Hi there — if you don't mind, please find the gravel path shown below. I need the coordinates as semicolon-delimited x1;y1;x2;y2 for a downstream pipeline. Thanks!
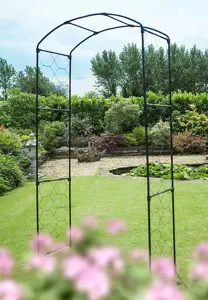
39;155;206;177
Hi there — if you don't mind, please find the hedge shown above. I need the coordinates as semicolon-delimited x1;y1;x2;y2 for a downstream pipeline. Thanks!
1;90;208;132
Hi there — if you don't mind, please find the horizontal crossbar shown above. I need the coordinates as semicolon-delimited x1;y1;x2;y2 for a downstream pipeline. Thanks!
38;177;70;184
149;188;173;199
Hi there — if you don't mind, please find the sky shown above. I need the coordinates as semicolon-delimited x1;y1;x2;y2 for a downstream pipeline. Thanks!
1;0;208;95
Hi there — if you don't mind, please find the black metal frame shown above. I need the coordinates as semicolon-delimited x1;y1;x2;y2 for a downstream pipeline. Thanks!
36;12;176;267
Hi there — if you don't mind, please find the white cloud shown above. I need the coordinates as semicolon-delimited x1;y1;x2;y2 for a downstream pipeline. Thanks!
2;0;208;95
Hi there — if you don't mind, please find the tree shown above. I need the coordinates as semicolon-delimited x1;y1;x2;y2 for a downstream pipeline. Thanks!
119;43;143;97
0;58;16;100
15;66;67;97
90;50;120;97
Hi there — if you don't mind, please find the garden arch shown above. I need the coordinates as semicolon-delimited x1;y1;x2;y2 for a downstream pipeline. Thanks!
35;12;176;268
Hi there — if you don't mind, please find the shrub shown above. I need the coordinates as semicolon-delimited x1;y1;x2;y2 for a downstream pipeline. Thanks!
124;133;137;146
174;105;208;135
93;133;129;153
71;116;94;137
39;121;68;153
0;128;21;156
151;120;170;147
0;154;24;195
71;136;89;148
105;101;141;134
173;130;206;154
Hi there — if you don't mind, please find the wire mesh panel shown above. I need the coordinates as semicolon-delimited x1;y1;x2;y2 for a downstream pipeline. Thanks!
142;28;176;266
36;49;71;244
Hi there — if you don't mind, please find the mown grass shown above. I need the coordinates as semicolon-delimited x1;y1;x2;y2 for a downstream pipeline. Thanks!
0;176;207;281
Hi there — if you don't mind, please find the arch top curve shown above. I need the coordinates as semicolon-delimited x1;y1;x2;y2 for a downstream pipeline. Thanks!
37;12;144;49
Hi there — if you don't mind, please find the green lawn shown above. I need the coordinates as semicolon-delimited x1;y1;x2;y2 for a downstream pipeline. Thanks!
0;176;207;281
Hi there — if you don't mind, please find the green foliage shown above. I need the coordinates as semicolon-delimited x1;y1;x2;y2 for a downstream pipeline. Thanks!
132;126;151;145
105;101;141;134
0;57;16;100
175;105;208;135
151;120;170;147
124;126;151;146
124;133;137;146
39;121;68;153
71;116;94;137
130;162;208;180
119;43;143;97
15;66;67;97
173;130;206;154
91;50;120;97
0;154;24;195
0;128;21;155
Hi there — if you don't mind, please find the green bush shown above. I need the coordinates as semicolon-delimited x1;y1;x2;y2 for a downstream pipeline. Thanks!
174;105;208;135
0;128;21;155
173;130;206;154
124;133;137;146
105;101;141;134
39;121;68;153
0;154;24;195
71;116;94;137
151;120;170;147
130;162;208;180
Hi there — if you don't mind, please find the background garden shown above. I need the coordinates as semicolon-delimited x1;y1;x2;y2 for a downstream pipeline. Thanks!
1;41;208;286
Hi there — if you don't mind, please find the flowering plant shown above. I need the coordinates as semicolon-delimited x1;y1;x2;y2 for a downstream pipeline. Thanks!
0;216;208;299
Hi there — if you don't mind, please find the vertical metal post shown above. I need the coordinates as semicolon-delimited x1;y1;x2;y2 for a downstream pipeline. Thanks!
35;48;39;236
141;27;151;269
168;39;176;267
68;54;72;245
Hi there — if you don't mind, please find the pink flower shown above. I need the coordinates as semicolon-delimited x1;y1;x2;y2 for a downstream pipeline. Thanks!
30;234;53;253
82;216;97;228
76;266;110;300
67;227;84;242
146;282;185;300
88;246;120;267
130;249;148;263
0;280;22;300
191;263;208;281
194;242;208;263
0;249;13;275
112;258;124;274
152;258;175;283
27;254;56;273
63;255;89;279
106;219;126;235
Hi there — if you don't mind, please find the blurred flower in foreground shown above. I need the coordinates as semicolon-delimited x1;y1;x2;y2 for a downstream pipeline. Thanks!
75;265;110;300
0;280;22;300
0;249;13;275
27;254;56;273
82;216;98;228
63;255;89;279
146;282;185;300
67;226;84;242
152;258;175;283
30;234;53;253
106;219;126;235
194;242;208;263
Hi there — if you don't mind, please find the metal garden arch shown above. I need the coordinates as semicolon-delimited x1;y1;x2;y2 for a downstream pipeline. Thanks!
36;12;176;268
